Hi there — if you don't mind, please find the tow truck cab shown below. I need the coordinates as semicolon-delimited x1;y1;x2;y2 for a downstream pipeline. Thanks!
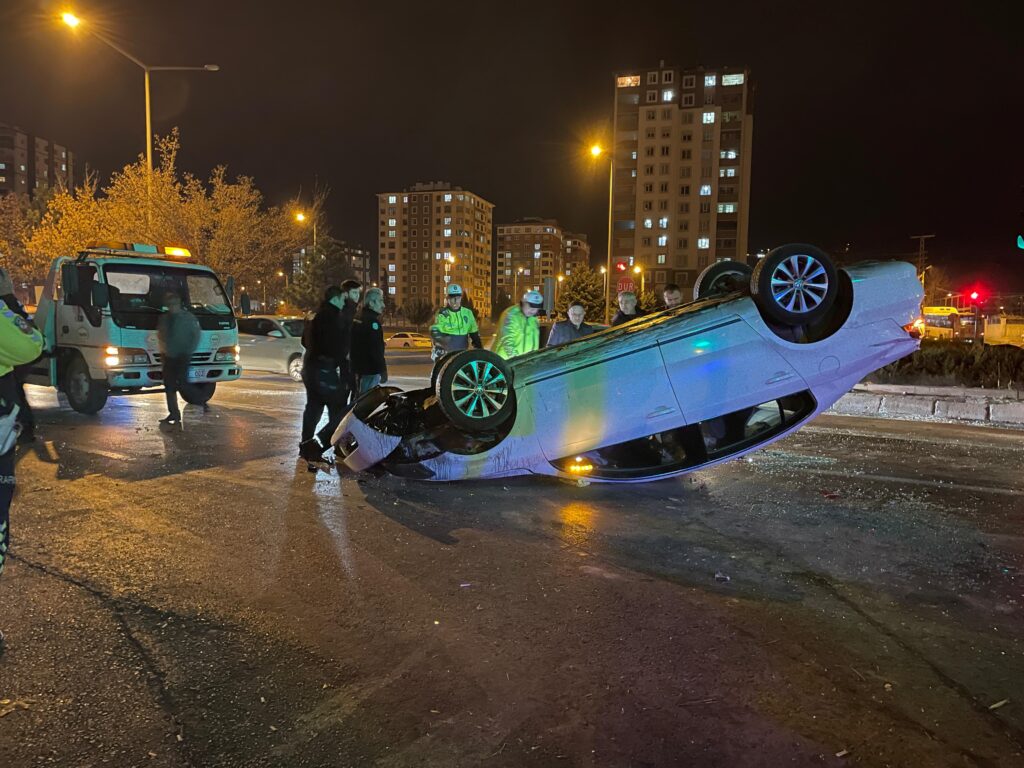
25;243;241;414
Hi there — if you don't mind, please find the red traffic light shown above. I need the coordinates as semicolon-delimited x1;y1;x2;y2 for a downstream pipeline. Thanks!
970;291;979;301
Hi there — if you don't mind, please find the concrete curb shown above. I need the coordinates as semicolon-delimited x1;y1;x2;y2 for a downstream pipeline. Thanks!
829;386;1024;427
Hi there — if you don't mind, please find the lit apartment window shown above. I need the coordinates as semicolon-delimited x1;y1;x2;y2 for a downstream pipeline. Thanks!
387;230;396;237
657;235;668;246
698;237;710;249
0;163;6;169
403;195;409;203
388;287;396;295
388;275;396;283
722;73;745;86
631;169;637;178
719;168;736;178
388;218;396;226
631;150;638;160
435;253;442;259
443;228;452;236
717;203;738;213
657;254;666;264
662;89;674;102
702;112;715;124
388;264;396;271
388;195;397;204
704;75;717;87
720;149;738;159
658;217;669;228
533;252;540;259
444;193;452;202
643;218;653;229
0;177;5;183
534;243;541;250
699;185;712;196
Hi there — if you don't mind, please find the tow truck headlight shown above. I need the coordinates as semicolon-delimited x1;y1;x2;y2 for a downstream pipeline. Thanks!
104;347;150;366
215;345;240;362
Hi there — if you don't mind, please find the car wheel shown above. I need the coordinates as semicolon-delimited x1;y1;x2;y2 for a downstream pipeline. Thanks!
751;243;838;326
435;349;515;432
430;350;457;389
693;260;753;300
287;355;303;382
403;342;410;347
182;382;216;405
64;354;108;414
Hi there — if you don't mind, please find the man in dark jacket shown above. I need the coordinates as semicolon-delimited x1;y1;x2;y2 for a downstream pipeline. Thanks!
611;291;647;326
157;291;201;426
299;281;361;461
350;287;388;396
546;303;596;346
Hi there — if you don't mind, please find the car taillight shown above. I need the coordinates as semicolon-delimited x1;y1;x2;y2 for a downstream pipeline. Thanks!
903;318;925;338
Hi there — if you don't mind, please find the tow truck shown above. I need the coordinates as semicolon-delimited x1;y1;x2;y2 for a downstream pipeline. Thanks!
25;242;241;414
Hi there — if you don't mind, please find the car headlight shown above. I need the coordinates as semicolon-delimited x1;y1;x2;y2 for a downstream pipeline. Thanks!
215;345;240;362
104;347;150;366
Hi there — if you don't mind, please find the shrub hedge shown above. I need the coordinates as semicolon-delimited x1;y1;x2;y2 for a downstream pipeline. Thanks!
868;341;1024;389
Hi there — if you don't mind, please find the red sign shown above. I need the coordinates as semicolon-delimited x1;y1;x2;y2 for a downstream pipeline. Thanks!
617;278;635;293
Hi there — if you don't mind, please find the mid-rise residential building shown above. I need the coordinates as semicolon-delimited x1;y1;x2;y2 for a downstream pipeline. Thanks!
290;240;373;287
377;182;494;317
0;123;78;197
495;219;591;301
607;63;753;297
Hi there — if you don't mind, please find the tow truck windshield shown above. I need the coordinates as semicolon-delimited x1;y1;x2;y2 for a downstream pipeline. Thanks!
102;264;235;330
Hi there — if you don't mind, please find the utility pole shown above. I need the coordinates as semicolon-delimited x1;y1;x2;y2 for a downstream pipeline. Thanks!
910;234;935;275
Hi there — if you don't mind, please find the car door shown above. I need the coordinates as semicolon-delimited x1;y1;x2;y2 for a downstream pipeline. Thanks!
533;344;681;460
657;314;806;425
237;318;271;371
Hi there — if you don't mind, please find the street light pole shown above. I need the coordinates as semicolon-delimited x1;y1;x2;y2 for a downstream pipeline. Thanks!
60;14;218;223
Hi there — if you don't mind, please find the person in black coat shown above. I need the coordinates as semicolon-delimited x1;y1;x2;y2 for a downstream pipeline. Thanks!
350;288;388;396
298;281;361;461
610;291;648;326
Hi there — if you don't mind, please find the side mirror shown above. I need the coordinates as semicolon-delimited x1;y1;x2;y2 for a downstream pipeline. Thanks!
61;263;79;302
225;276;235;302
240;292;252;316
91;282;110;308
268;329;284;338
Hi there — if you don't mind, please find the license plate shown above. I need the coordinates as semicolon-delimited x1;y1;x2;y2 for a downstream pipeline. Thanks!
187;367;207;380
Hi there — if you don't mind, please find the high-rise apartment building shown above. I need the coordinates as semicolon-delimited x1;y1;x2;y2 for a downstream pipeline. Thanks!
377;182;494;317
608;63;752;297
495;218;590;301
0;123;78;197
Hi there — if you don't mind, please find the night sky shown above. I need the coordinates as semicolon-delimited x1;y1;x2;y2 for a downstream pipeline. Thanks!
3;0;1022;291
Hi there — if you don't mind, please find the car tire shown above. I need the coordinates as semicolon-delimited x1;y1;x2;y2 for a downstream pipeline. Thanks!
182;382;216;405
430;351;457;390
64;354;108;414
287;355;303;382
403;342;410;347
693;260;753;300
751;243;838;326
435;349;515;433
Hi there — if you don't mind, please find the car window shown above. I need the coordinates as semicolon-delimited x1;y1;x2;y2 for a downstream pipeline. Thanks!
256;319;275;336
393;333;407;338
281;319;304;337
237;318;260;335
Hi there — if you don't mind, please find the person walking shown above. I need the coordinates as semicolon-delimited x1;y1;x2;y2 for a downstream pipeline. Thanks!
157;291;201;426
0;302;44;649
430;284;482;361
546;303;596;347
0;267;39;442
492;290;543;359
299;285;356;461
338;280;362;408
350;287;388;396
611;291;647;326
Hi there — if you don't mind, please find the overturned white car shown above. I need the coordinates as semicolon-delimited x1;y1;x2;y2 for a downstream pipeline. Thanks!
333;245;923;483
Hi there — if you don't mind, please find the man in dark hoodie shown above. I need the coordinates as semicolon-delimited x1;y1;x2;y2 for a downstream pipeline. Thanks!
157;291;201;426
350;287;388;396
299;281;361;461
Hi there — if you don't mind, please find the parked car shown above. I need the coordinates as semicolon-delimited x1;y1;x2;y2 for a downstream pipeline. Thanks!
237;315;305;381
386;332;432;349
331;245;923;484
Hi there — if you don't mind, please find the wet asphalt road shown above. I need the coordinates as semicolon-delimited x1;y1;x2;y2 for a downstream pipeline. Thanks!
1;351;1022;767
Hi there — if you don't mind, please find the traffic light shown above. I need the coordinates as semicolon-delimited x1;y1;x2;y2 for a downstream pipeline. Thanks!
614;258;628;272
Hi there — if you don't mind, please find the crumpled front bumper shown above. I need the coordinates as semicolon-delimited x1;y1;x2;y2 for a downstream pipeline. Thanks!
330;387;402;472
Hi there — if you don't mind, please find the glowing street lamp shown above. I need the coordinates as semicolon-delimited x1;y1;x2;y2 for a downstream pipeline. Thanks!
59;11;218;219
295;211;317;257
587;142;614;322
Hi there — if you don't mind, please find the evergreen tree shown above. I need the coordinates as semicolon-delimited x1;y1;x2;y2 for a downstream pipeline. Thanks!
404;298;435;329
555;266;606;322
283;237;358;312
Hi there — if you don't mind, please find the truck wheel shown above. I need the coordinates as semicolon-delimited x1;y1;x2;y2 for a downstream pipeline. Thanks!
287;355;303;382
64;355;108;414
435;349;515;432
693;260;753;300
751;243;838;326
182;382;216;405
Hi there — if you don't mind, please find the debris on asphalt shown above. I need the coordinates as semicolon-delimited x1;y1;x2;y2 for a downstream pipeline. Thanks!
820;489;841;499
459;582;472;588
989;698;1010;710
835;748;850;758
0;699;31;717
714;572;731;583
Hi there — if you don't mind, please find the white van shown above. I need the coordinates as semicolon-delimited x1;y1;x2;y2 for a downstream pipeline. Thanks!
25;243;241;413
